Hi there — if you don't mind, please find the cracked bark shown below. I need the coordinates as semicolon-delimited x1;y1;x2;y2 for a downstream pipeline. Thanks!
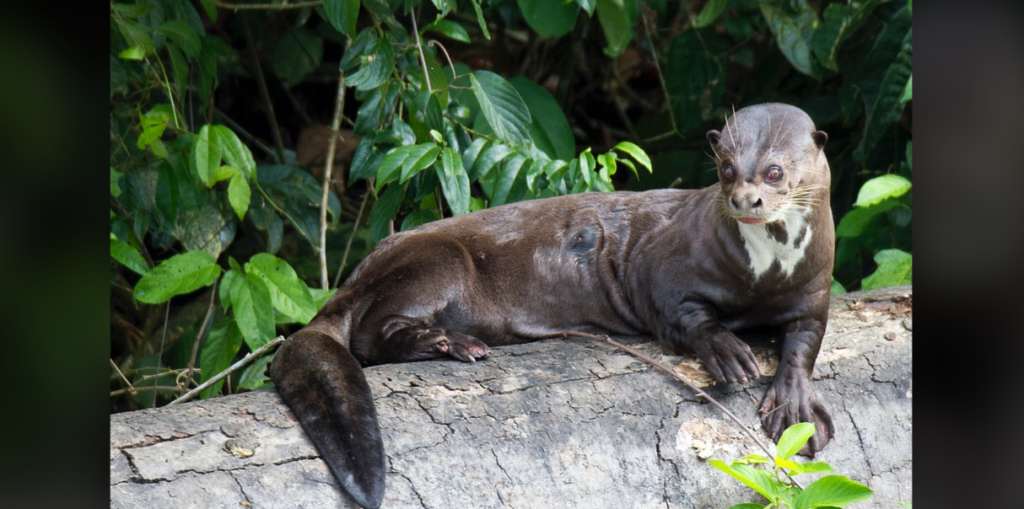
110;286;912;508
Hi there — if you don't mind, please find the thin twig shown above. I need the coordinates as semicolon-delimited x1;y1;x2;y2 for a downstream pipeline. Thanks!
334;187;371;288
186;281;219;386
214;107;278;159
428;40;456;72
241;13;287;163
110;358;132;390
411;10;432;92
538;333;784;464
320;63;348;290
168;336;286;406
111;386;183;397
639;9;683;140
155;300;171;401
209;0;323;10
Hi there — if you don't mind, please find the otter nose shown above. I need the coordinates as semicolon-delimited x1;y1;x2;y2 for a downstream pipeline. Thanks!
730;189;763;210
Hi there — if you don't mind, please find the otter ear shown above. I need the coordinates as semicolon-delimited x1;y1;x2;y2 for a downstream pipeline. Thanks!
812;130;828;149
707;130;722;146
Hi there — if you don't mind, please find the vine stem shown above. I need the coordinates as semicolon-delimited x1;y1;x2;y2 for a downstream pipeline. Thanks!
333;187;371;288
241;13;287;163
168;336;285;406
410;10;432;92
639;7;683;140
320;53;349;289
186;281;219;386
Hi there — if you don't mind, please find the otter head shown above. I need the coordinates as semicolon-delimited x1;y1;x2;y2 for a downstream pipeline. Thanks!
706;103;830;225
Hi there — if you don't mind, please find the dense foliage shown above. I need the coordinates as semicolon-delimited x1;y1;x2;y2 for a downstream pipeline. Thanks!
110;0;911;410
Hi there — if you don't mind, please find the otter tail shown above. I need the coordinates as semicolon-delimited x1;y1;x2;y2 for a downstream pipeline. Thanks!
269;328;385;509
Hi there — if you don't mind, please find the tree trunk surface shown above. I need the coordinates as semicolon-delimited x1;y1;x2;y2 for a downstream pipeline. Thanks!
110;286;912;508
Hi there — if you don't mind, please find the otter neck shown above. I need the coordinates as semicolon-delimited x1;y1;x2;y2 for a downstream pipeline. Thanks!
734;204;813;280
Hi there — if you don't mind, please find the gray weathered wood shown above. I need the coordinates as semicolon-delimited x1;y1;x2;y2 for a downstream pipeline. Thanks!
111;286;912;508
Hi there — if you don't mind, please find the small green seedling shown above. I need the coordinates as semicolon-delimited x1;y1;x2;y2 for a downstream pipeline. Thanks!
709;422;874;509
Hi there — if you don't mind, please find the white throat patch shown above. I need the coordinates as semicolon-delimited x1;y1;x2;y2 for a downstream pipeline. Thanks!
736;207;813;279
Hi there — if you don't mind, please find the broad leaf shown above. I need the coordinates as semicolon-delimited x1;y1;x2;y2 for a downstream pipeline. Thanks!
213;125;257;175
792;475;873;508
853;175;912;208
199;317;244;399
693;0;729;28
595;0;636;56
488;155;527;207
401;209;441;231
517;0;580;38
134;251;221;304
423;19;470;43
811;0;883;71
861;249;912;290
438;147;471;216
369;182;406;241
760;1;820;78
324;0;360;36
709;460;777;501
237;354;273;391
110;237;149;276
473;143;513;181
227;173;250;220
613;141;652;172
231;272;276;350
376;144;442;192
469;71;532;147
158;20;201;58
271;28;323;88
835;199;903;238
191;125;220;187
776;422;816;460
856;27;912;162
348;33;394;91
509;76;575;161
247;253;317;324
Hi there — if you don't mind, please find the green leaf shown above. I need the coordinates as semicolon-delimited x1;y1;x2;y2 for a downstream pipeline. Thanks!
694;0;729;28
248;253;318;325
271;28;324;88
853;174;912;208
439;147;471;215
220;269;239;312
576;0;596;15
489;155;528;207
212;125;257;175
213;165;239;183
776;422;816;460
612;141;652;172
376;144;442;192
665;29;726;131
348;33;394;91
469;71;533;147
517;0;580;38
424;19;471;43
469;0;491;40
759;1;819;78
856;26;912;162
134;251;221;304
830;277;846;295
369;183;406;241
199;318;244;399
110;237;149;276
137;111;170;151
237;354;273;391
113;3;154;18
349;136;385;182
509;76;575;161
799;461;835;474
595;0;636;56
310;287;337;310
158;20;201;58
811;0;882;71
192;125;221;187
232;272;276;350
199;0;217;22
111;168;123;197
709;460;777;501
227;173;250;220
793;475;873;508
835;199;902;238
473;143;513;181
118;46;146;61
861;249;912;290
324;0;360;36
401;209;442;231
117;19;156;56
901;74;912;102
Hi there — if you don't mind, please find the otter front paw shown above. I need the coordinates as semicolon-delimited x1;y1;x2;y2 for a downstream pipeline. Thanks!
694;332;761;384
759;373;835;456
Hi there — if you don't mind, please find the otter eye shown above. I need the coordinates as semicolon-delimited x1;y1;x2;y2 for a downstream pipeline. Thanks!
721;164;736;182
766;166;783;183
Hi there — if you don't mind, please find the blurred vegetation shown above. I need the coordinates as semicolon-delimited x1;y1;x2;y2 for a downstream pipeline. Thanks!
110;0;911;411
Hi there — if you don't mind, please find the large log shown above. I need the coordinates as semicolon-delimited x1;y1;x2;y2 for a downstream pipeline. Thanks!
110;286;912;508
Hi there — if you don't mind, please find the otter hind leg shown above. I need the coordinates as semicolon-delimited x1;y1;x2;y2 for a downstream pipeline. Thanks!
378;324;491;363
